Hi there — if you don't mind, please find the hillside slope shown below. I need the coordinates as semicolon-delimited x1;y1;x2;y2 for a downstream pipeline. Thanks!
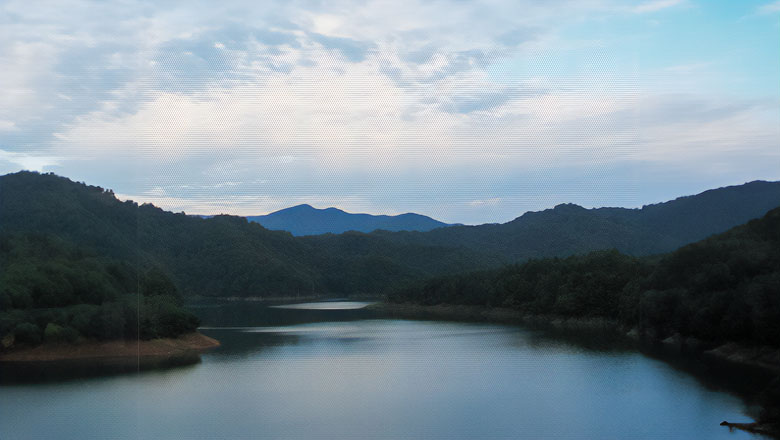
3;172;779;298
372;181;780;260
0;172;495;297
390;205;780;346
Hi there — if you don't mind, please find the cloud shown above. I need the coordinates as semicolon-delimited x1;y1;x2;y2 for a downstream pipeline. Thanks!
1;0;778;224
0;121;18;131
758;1;780;14
145;186;167;197
634;95;780;164
310;33;374;62
469;198;502;207
632;0;683;14
115;190;372;216
47;41;778;206
663;62;711;74
0;149;63;172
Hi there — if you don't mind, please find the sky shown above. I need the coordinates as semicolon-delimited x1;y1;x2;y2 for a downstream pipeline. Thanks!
1;0;778;224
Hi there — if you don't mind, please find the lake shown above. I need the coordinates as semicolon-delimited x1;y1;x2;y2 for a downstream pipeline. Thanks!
0;301;768;439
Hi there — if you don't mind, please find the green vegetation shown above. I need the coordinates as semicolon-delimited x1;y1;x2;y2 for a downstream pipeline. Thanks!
390;206;780;347
0;171;491;348
4;171;779;300
0;171;499;298
374;180;780;262
0;233;199;348
2;171;779;351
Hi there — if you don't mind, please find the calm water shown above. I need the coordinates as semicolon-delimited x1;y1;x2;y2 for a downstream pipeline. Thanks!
0;301;768;439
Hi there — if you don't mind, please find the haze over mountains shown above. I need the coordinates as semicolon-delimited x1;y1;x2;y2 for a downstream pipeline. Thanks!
2;171;780;298
247;204;451;236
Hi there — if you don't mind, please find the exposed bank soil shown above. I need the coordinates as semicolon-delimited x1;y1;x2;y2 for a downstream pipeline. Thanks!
0;332;220;363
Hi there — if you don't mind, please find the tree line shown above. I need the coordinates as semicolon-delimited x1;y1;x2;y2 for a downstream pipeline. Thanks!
390;206;780;347
0;233;199;348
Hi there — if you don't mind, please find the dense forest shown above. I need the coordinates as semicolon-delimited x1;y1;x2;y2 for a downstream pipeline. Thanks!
372;180;780;261
0;233;199;348
0;171;496;299
0;172;780;297
2;171;780;299
2;171;780;350
390;206;780;347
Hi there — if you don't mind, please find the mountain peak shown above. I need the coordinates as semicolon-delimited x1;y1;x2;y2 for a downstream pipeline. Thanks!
286;204;316;211
246;205;450;236
552;203;586;212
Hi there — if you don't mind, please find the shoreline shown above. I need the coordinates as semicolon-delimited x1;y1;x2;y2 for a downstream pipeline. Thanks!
0;332;220;363
370;302;780;374
371;301;780;438
368;302;622;331
192;294;381;303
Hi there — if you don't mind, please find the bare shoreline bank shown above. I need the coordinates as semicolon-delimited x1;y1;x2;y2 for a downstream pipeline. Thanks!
0;332;220;363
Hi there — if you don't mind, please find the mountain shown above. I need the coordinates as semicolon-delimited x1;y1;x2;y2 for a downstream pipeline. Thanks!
0;233;201;346
2;171;779;299
247;204;451;236
389;204;780;347
370;181;780;260
0;172;493;298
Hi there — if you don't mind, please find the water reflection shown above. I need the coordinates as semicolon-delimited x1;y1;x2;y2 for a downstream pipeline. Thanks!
194;299;382;328
270;301;374;310
0;301;770;440
0;353;202;385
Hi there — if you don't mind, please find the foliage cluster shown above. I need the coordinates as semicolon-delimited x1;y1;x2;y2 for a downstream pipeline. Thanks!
0;233;199;347
391;207;780;346
2;171;780;349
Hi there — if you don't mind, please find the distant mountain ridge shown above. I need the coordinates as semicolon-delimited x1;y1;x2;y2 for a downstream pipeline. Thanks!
371;180;780;259
247;204;451;236
0;171;489;298
389;202;780;347
2;171;780;299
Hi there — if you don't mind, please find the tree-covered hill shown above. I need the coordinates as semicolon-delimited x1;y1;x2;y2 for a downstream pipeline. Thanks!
3;171;779;349
2;171;779;300
390;205;780;347
0;171;498;298
371;180;780;260
0;233;199;348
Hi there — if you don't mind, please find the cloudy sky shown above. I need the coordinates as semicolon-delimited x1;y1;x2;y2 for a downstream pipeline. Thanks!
1;0;778;224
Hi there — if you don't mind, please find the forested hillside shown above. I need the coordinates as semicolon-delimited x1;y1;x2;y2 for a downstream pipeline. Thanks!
0;233;199;347
0;172;495;298
372;181;780;260
3;171;779;350
3;172;780;300
390;206;780;346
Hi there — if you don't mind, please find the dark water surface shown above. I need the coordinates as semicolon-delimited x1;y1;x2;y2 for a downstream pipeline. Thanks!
0;301;768;439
